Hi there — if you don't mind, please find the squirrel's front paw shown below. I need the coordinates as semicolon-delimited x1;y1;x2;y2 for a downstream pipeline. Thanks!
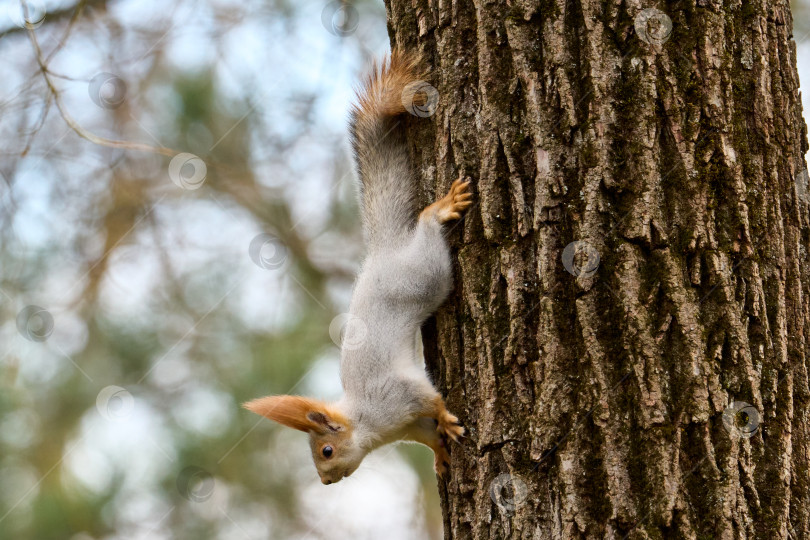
421;178;473;224
436;409;465;442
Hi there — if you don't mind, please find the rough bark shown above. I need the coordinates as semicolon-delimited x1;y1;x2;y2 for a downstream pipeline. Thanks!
385;0;810;538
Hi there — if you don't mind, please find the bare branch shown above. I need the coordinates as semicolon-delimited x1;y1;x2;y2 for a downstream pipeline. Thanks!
25;22;179;157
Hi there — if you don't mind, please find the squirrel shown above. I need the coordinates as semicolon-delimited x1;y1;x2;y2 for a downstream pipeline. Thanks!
243;50;472;484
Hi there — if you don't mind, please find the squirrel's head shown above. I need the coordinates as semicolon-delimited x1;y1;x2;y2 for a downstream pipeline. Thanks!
243;395;365;485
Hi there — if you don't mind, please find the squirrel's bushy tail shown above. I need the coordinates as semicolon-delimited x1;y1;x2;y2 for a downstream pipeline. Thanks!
349;49;427;250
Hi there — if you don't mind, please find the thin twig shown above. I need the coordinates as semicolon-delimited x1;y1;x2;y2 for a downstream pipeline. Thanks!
25;15;179;157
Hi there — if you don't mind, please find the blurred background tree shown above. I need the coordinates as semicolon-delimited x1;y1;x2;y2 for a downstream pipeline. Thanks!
0;0;443;538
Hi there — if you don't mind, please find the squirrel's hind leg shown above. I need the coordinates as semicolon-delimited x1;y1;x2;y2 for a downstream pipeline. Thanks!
419;178;473;224
388;181;472;312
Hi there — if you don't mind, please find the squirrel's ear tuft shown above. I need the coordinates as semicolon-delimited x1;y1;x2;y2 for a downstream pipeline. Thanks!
242;395;348;434
243;395;324;433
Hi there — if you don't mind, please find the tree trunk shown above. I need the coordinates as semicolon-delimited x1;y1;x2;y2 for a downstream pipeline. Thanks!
385;0;810;538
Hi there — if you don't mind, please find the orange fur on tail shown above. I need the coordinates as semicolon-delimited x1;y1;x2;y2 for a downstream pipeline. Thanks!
348;48;430;249
350;48;426;121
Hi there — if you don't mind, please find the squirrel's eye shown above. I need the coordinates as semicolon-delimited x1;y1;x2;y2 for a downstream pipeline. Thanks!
322;445;333;458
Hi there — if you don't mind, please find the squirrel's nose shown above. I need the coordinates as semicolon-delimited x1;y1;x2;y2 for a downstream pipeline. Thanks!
322;478;332;485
